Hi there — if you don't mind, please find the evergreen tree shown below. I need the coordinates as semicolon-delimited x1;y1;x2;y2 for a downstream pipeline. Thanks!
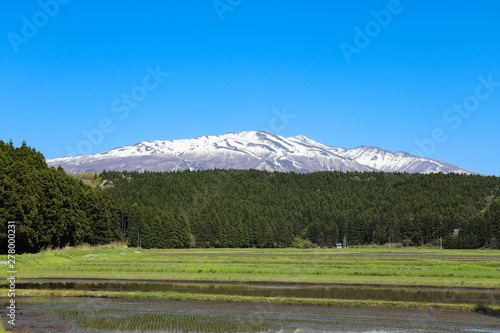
0;141;121;253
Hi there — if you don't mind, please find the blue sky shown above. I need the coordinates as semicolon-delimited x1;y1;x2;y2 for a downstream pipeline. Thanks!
1;1;499;175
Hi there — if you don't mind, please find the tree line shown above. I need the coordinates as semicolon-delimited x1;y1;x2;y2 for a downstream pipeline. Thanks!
101;169;500;249
0;141;121;253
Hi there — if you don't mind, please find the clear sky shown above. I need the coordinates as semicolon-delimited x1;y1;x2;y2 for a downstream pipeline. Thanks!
1;1;499;175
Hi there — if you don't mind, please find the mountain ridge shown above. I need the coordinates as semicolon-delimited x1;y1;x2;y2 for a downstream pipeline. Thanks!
47;131;475;175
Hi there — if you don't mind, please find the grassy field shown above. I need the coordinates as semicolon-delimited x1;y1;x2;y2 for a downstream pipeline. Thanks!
69;172;115;189
69;172;100;188
3;246;500;315
10;246;500;288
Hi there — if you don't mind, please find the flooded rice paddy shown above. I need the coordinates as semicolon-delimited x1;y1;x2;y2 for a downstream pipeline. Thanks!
2;297;500;332
17;279;500;306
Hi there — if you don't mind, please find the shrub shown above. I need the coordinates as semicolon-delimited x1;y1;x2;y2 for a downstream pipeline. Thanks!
291;237;316;249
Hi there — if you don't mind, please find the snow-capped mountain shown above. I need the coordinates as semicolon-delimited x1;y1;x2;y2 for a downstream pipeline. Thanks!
47;131;475;174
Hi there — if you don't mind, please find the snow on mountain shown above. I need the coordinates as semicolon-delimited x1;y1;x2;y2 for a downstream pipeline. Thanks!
47;131;475;175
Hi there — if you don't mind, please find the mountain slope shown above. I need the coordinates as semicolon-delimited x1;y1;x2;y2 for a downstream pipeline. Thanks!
47;131;475;174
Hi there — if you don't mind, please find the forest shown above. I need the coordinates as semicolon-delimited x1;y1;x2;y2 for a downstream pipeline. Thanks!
1;140;499;252
0;141;121;253
101;168;500;250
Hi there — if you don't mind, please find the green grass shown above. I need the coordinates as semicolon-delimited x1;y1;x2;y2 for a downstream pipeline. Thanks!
5;247;499;313
69;172;99;188
12;247;500;287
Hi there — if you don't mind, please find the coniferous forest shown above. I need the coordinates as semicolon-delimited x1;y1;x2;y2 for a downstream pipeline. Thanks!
1;141;500;253
101;168;500;250
0;141;121;253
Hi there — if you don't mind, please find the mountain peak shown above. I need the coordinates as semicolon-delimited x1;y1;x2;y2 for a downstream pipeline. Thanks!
47;131;475;175
290;135;310;142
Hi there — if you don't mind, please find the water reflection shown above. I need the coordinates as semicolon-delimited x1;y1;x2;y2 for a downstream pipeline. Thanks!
17;281;499;305
5;297;500;332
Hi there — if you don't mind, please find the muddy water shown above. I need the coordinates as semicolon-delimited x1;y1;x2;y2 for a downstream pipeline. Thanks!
1;297;499;332
17;280;500;305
